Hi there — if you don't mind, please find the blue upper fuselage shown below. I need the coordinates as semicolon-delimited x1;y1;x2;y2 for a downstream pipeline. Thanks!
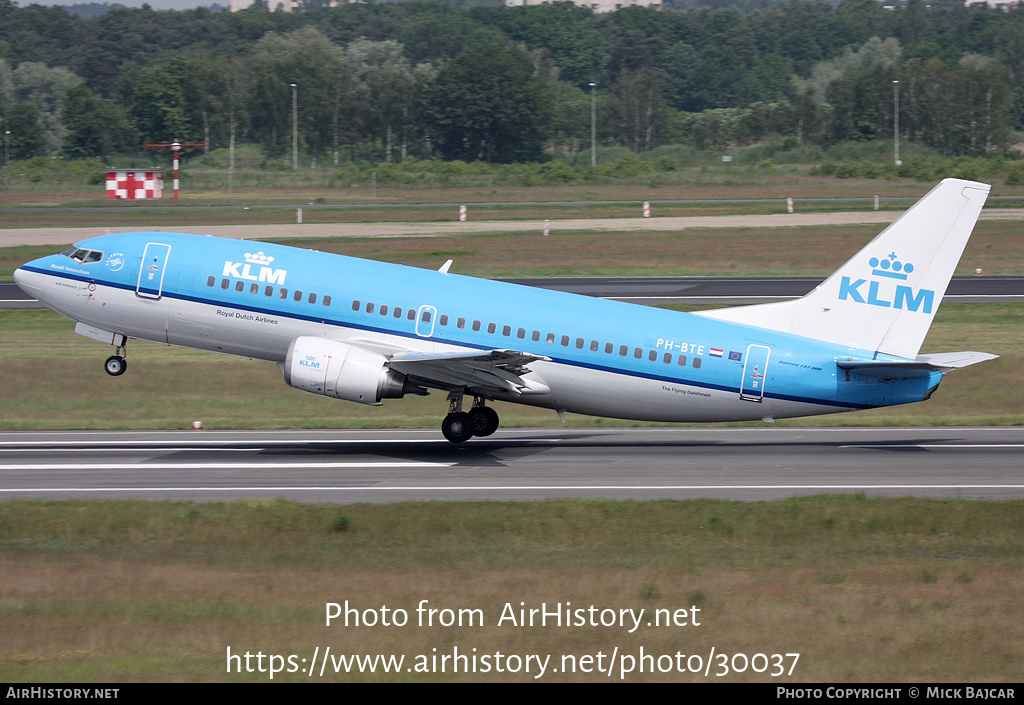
16;231;944;411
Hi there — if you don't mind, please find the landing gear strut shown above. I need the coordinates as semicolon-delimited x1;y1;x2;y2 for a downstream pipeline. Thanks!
441;394;500;443
104;343;127;376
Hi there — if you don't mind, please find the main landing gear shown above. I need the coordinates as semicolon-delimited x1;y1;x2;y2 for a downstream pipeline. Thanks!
441;394;499;443
104;343;127;376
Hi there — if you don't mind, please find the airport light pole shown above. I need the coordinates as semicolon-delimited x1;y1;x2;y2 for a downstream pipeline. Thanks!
290;83;298;170
4;121;9;166
589;82;597;167
893;80;901;166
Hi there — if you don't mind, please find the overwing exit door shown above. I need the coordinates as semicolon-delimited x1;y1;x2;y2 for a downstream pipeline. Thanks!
415;305;437;337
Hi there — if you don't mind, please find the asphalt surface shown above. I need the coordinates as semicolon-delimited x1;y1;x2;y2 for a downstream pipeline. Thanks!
4;207;1024;247
1;427;1021;503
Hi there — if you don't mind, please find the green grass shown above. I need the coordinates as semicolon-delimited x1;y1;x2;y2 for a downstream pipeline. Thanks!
2;496;1021;568
0;497;1021;682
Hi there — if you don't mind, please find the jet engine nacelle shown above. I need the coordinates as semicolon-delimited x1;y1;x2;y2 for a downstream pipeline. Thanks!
283;336;418;405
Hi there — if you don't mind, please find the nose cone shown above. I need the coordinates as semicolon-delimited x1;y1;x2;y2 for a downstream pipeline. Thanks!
13;257;55;305
13;263;39;295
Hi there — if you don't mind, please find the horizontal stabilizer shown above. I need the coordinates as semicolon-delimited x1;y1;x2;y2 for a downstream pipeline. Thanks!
837;351;998;379
914;351;999;369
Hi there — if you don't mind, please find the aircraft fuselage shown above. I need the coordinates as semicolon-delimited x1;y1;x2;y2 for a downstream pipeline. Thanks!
15;231;941;425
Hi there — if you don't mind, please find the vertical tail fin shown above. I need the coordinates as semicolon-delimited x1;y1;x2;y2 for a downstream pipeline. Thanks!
695;178;990;359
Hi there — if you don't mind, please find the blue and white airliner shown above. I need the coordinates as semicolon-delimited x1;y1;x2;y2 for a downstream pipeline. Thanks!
14;178;997;442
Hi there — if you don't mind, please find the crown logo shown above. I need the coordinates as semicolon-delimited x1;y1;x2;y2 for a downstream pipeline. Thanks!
244;251;275;266
869;252;913;280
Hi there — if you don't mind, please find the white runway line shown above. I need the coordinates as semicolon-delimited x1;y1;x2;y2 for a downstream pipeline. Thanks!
0;461;454;471
3;483;1023;494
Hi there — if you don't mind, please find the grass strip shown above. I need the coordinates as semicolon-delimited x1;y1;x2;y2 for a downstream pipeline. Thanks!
0;497;1020;682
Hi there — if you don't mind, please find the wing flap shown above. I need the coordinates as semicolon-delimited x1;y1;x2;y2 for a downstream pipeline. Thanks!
388;349;550;396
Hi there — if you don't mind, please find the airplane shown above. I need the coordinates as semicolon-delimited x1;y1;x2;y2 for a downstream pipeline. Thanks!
13;178;997;443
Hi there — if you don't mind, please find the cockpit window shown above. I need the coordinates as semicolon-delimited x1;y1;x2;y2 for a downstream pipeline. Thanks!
61;246;103;264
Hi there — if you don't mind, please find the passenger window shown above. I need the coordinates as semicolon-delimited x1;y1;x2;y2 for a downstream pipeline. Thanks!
236;281;245;292
518;328;526;339
663;353;672;363
648;350;658;361
546;333;555;344
502;325;511;336
280;288;289;300
634;348;643;359
220;279;229;290
352;300;360;311
207;276;215;287
440;314;449;326
250;283;259;294
575;338;584;349
308;293;317;304
487;323;496;334
532;330;540;342
678;355;687;367
265;286;274;297
457;318;466;329
421;311;431;323
693;357;702;369
293;290;303;302
472;320;481;332
380;304;388;316
560;335;569;347
366;302;374;313
323;296;331;307
590;340;599;352
394;307;403;318
605;343;613;354
407;310;416;321
619;345;628;356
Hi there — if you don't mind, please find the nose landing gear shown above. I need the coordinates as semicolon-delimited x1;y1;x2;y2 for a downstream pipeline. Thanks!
104;343;127;376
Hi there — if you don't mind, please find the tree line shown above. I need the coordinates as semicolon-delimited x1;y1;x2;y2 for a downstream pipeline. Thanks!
0;0;1022;165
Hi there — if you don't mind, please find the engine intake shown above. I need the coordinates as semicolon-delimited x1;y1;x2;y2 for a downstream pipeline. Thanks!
283;337;424;405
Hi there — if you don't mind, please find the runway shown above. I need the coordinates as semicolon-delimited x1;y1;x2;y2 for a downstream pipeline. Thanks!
1;427;1021;503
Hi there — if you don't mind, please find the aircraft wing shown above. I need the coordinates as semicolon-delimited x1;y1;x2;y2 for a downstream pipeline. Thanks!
387;349;551;396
